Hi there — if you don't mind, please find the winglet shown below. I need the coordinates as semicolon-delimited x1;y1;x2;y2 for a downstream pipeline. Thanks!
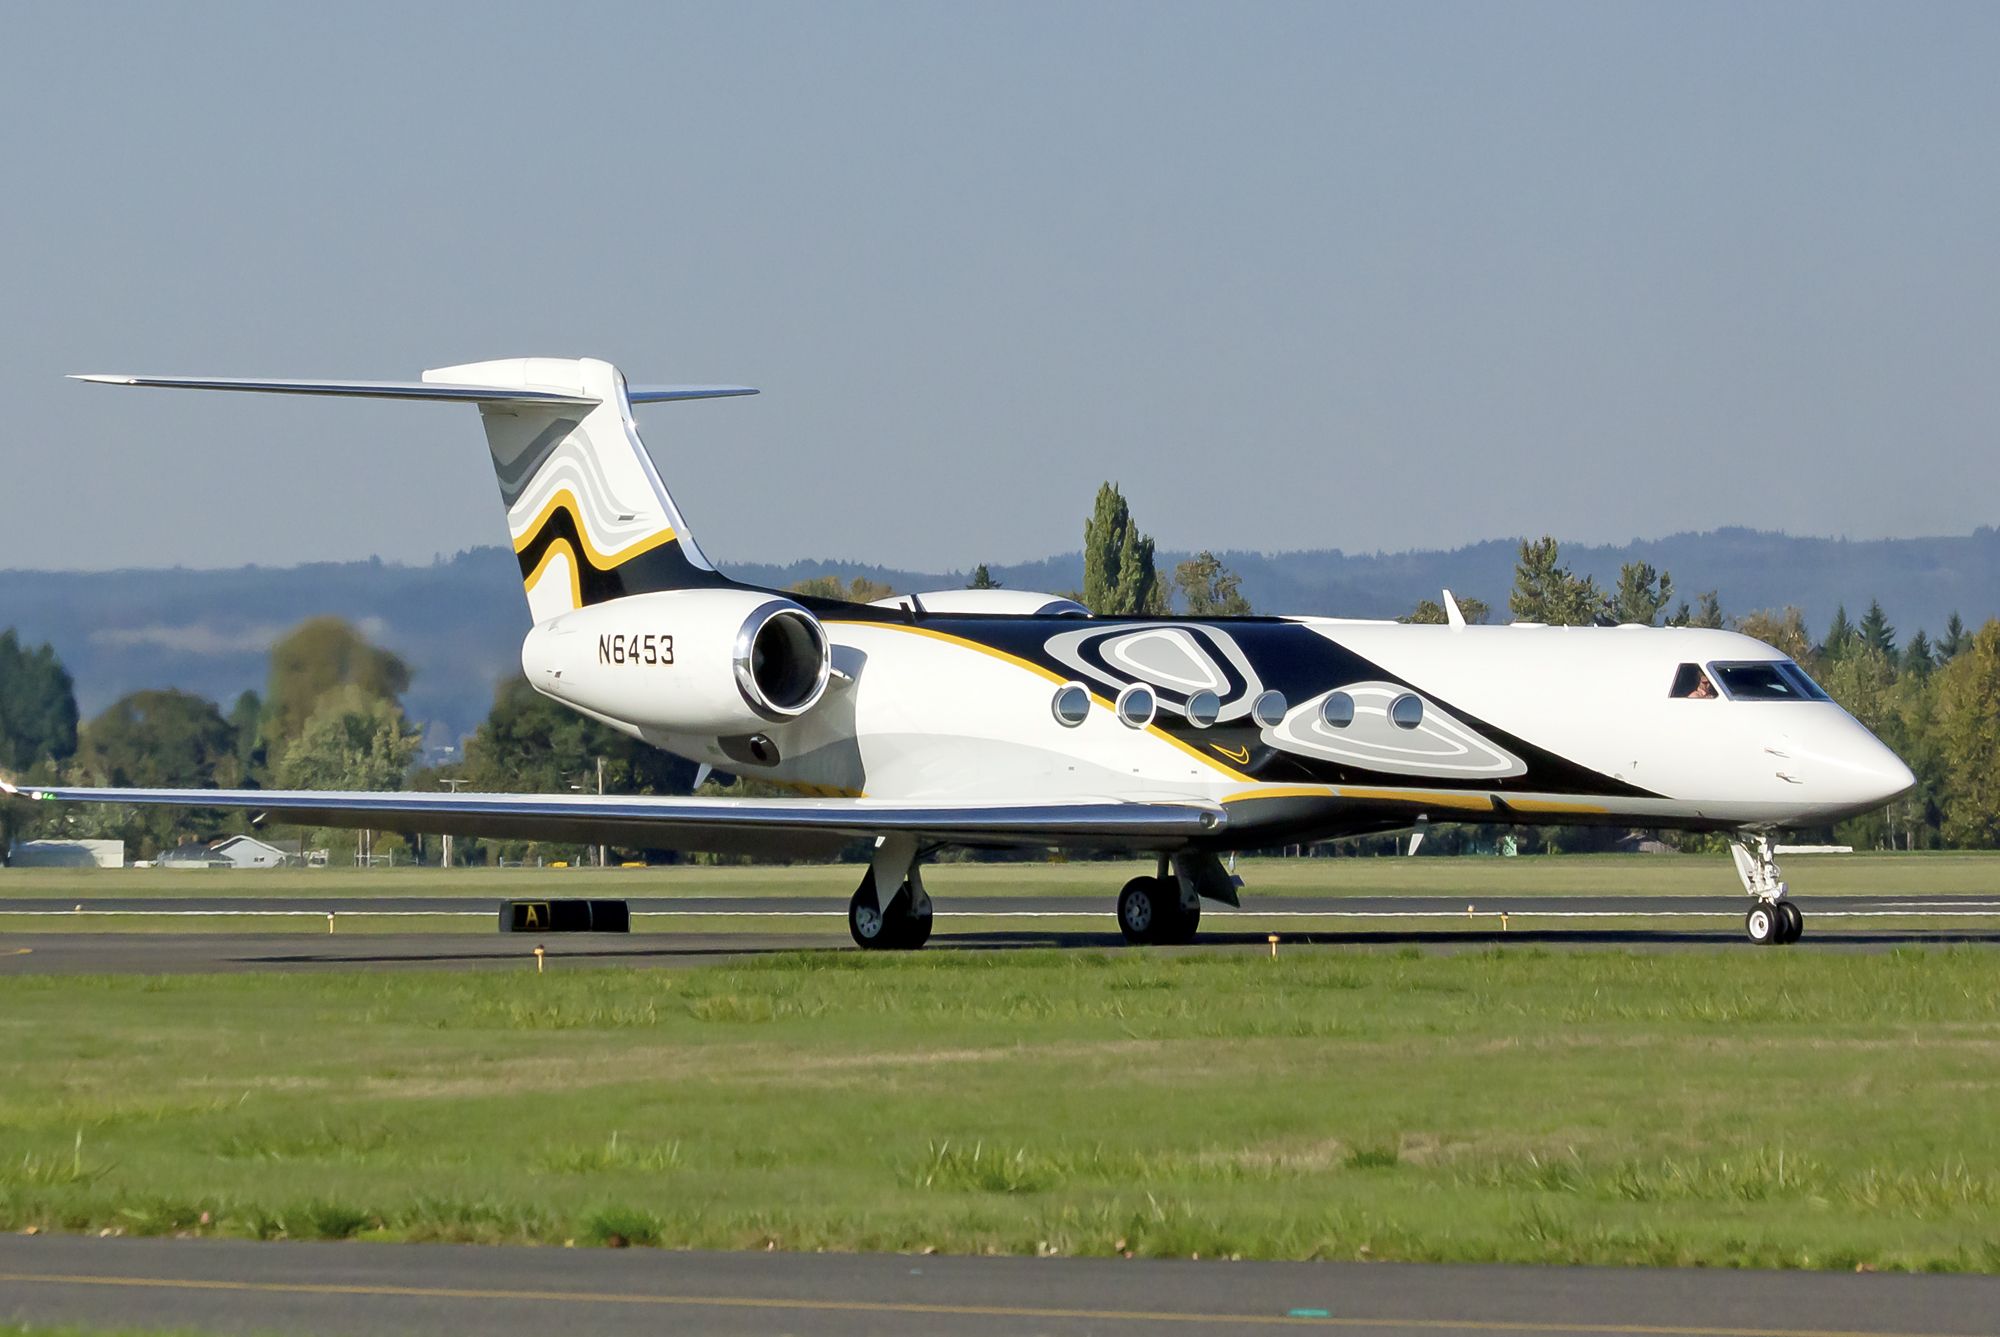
1442;589;1467;629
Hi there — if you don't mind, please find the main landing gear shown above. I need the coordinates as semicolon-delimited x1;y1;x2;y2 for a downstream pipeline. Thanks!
1732;834;1804;946
846;844;1239;952
1117;873;1201;946
1118;851;1238;946
848;834;933;950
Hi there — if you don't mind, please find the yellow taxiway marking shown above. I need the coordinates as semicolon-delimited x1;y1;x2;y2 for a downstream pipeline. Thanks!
0;1272;1968;1337
5;947;29;955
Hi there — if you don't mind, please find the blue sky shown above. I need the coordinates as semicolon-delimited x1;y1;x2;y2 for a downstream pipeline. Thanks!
5;2;1996;571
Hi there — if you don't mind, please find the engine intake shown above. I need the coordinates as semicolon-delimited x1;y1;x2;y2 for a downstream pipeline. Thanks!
734;601;831;719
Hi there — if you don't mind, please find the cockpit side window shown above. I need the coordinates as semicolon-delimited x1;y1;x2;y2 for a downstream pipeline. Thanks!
1670;663;1718;699
1710;661;1823;701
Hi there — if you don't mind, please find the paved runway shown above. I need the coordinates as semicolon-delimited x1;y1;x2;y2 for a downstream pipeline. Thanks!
5;1236;1998;1337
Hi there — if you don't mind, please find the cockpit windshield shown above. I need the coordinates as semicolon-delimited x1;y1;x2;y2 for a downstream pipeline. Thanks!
1709;660;1831;702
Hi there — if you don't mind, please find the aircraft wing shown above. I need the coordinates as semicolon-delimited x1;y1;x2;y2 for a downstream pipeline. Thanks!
0;780;1226;858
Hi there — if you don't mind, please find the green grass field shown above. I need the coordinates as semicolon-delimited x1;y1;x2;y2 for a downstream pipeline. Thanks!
4;850;1999;901
3;946;1997;1271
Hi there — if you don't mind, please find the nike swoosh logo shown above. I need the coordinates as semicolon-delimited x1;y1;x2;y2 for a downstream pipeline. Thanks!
1212;744;1251;764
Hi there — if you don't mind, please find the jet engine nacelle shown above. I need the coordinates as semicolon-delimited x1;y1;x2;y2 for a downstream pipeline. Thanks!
521;590;831;736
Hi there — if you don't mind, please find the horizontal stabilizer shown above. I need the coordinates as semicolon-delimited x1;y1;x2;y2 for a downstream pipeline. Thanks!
629;385;759;403
72;374;760;407
70;374;599;406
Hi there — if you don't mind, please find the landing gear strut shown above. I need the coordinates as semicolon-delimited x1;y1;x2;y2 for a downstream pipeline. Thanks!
849;834;933;951
1731;834;1804;945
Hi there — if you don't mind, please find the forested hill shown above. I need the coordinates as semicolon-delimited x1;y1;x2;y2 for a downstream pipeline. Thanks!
5;526;1998;743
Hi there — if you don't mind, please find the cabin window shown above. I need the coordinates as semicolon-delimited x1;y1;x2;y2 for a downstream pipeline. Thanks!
1670;663;1718;699
1710;661;1824;701
1184;689;1221;728
1116;684;1157;729
1251;690;1288;728
1321;691;1356;728
1052;683;1090;726
1390;693;1424;729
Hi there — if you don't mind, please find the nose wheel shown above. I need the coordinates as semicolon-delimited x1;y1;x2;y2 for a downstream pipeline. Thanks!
1745;899;1803;946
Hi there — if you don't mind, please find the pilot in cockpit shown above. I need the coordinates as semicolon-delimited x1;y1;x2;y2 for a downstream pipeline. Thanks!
1671;664;1718;699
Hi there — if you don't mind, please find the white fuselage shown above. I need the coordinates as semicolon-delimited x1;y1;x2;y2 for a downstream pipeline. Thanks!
527;607;1915;845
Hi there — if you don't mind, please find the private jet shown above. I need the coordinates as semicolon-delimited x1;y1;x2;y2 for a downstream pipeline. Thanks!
3;357;1915;947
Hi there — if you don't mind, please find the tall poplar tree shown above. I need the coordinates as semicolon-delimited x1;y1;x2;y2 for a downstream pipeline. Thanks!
1082;483;1165;616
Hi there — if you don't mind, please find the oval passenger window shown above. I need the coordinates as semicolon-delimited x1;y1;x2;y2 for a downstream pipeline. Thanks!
1051;683;1090;727
1251;690;1288;728
1390;694;1424;729
1184;689;1221;728
1117;685;1157;729
1321;691;1355;728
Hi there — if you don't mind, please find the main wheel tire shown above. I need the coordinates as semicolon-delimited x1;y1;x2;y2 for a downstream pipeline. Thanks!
850;886;894;949
898;888;934;950
850;881;931;951
1776;900;1803;944
1118;876;1169;945
1745;902;1781;946
1163;895;1201;945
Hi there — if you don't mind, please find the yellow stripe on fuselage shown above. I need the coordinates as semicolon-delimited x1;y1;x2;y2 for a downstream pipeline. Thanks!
1339;786;1495;811
1503;797;1611;815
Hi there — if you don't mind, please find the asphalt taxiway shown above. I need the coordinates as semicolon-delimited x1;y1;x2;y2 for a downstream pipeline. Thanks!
5;1235;1998;1337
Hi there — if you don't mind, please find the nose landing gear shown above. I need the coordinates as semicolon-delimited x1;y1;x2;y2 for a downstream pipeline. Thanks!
1732;834;1804;945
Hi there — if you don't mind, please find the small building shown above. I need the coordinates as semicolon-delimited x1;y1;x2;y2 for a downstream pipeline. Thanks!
7;839;125;869
158;835;299;870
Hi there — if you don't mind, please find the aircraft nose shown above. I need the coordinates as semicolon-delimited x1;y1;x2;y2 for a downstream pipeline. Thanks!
1862;744;1918;807
1804;724;1916;812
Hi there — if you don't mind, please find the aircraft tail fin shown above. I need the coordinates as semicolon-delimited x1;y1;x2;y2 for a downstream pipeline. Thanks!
423;358;754;622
